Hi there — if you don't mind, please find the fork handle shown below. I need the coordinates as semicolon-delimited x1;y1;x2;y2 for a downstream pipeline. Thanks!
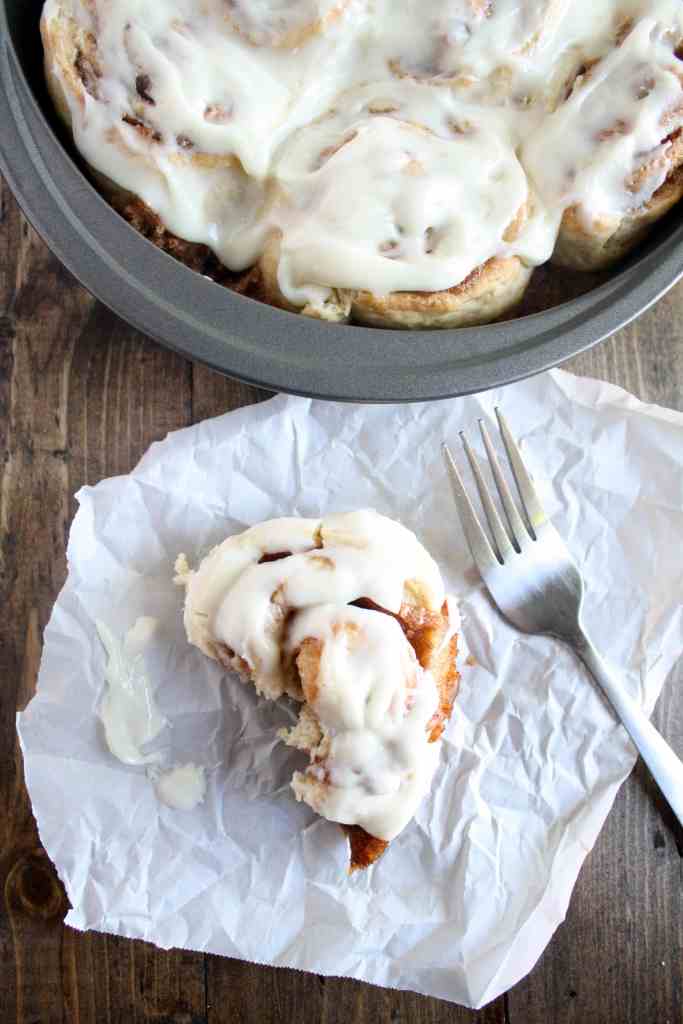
573;630;683;828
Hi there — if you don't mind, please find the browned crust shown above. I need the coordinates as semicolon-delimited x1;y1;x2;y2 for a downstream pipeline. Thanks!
106;192;260;293
296;636;324;706
350;257;532;329
343;825;389;871
425;615;460;744
257;234;533;328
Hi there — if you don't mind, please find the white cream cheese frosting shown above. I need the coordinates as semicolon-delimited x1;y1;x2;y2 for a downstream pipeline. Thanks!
96;617;208;812
42;0;683;306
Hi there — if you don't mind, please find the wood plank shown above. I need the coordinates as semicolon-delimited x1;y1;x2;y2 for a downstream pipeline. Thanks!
506;702;683;1023
0;180;206;1024
4;849;69;1024
566;281;683;411
61;931;208;1024
509;281;683;1023
0;189;80;1024
191;361;270;423
56;305;206;1024
1;175;682;1024
205;958;506;1024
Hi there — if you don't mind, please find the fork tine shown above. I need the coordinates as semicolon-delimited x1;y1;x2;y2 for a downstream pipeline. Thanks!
495;408;547;539
459;432;516;564
442;443;500;572
478;418;527;552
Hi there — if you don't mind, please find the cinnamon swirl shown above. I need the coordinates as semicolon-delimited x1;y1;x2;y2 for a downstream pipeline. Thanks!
225;0;350;50
176;511;459;871
388;0;570;92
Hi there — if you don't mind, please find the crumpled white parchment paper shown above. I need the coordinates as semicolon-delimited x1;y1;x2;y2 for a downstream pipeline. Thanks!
17;368;683;1008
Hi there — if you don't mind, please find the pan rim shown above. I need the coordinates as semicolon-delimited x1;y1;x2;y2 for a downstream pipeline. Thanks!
2;16;682;403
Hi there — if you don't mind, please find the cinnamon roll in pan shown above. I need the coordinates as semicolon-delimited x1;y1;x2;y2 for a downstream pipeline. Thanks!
41;9;271;292
257;82;546;327
552;145;683;271
177;511;459;871
41;12;228;275
526;11;683;271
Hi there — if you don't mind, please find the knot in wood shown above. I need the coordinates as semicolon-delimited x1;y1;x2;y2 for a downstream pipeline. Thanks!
6;851;65;921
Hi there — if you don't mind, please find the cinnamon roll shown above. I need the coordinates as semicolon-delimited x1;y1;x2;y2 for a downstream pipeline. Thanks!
525;7;683;270
257;82;548;327
176;511;459;871
40;0;357;274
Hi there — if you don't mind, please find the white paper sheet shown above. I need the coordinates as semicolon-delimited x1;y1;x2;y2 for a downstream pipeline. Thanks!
17;368;683;1008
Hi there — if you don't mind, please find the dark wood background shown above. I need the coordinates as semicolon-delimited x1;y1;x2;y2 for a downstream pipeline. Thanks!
1;176;681;1024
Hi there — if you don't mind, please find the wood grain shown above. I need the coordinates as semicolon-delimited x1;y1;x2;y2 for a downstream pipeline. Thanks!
507;285;683;1024
0;175;681;1024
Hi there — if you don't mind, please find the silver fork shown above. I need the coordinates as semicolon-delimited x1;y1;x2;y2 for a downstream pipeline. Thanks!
443;408;683;827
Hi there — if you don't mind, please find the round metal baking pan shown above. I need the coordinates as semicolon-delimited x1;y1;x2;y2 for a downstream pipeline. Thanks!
2;3;683;402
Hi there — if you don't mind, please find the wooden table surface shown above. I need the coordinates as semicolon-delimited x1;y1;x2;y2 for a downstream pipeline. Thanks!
1;176;681;1024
